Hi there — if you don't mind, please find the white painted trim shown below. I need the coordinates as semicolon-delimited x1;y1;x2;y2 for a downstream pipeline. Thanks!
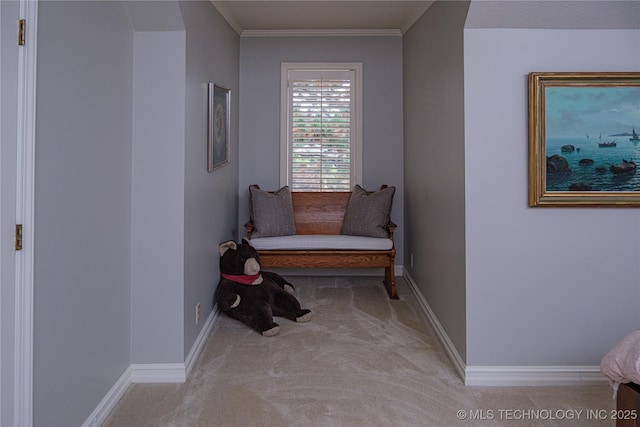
0;5;3;426
464;365;608;387
255;266;402;277
279;64;289;187
129;363;186;383
81;308;220;427
184;305;218;378
404;271;610;387
280;62;363;189
242;29;401;37
80;367;131;427
210;0;242;35
399;0;435;34
15;1;38;425
352;63;363;187
403;271;466;381
129;307;219;383
395;265;403;277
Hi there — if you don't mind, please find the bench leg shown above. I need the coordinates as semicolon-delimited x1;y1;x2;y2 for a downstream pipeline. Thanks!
384;264;398;299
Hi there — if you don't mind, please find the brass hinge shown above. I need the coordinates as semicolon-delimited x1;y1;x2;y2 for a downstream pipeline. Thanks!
15;224;23;251
18;19;26;46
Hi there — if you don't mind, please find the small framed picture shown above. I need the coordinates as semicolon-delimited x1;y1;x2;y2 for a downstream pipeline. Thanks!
208;83;230;171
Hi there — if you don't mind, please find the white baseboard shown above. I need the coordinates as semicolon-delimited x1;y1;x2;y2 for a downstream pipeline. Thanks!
260;264;404;277
81;307;219;427
185;305;218;378
403;272;466;381
129;363;186;383
81;367;132;427
464;365;608;386
402;272;608;387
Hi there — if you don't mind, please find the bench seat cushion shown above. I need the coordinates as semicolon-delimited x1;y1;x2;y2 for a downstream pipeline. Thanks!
249;235;393;251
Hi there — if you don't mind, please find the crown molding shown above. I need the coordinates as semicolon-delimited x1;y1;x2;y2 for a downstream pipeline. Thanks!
211;0;435;37
241;28;402;37
210;0;243;35
401;0;434;34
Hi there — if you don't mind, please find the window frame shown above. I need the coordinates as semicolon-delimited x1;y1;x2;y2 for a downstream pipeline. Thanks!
280;62;363;191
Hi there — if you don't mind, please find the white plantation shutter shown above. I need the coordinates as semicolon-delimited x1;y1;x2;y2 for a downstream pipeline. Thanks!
282;65;362;192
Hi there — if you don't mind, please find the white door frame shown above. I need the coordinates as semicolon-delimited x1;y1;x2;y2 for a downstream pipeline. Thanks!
15;0;38;425
0;3;4;424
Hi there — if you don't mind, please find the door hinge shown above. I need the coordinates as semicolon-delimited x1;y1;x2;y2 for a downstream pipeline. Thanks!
15;224;23;251
18;19;26;46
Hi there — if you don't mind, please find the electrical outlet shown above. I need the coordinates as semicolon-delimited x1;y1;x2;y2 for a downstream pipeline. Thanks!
195;303;201;324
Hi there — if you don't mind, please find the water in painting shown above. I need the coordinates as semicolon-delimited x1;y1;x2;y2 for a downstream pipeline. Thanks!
545;86;640;192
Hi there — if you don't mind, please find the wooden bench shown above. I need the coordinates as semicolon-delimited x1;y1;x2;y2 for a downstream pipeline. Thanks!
244;187;398;299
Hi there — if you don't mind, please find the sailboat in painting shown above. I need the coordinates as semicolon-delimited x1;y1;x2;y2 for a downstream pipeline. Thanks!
598;132;617;147
630;127;640;143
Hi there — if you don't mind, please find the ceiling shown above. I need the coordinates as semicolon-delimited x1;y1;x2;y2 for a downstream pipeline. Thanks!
210;1;435;35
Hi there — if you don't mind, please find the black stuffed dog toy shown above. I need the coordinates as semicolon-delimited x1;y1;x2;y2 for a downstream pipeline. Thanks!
215;239;312;336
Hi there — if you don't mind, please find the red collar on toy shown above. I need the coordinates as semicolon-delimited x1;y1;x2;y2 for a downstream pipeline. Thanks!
222;273;261;285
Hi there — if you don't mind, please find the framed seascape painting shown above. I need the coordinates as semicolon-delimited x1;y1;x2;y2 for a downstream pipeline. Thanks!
208;83;230;172
528;72;640;207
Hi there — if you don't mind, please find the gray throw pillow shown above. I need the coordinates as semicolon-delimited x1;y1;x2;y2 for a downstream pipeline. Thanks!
249;185;296;238
341;185;395;238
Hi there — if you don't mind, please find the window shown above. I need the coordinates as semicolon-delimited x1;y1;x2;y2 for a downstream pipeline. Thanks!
281;63;362;191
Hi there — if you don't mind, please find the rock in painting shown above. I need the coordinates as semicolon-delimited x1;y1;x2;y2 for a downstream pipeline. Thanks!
578;158;594;165
560;144;576;152
569;182;593;191
547;154;571;174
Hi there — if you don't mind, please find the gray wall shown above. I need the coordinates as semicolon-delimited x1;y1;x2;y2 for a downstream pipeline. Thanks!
405;0;640;372
32;1;239;424
131;29;186;364
34;2;133;425
129;0;240;364
403;1;469;362
464;0;640;30
180;0;240;357
464;5;640;366
1;1;20;424
15;0;640;424
238;36;405;263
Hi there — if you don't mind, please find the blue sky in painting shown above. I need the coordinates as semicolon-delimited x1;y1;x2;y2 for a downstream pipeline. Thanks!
545;86;640;138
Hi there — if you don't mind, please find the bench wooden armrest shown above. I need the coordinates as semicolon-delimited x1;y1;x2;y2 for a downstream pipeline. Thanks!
244;220;254;238
387;220;397;241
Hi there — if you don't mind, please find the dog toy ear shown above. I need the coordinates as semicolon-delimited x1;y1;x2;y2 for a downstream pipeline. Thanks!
219;240;237;256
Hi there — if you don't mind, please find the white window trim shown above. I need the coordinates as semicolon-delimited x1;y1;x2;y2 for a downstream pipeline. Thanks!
280;62;363;190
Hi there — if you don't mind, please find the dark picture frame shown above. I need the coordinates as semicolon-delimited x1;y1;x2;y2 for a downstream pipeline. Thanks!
208;83;230;172
528;72;640;207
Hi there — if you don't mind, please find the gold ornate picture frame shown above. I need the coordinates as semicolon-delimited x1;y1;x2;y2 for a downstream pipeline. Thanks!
528;72;640;207
208;83;230;172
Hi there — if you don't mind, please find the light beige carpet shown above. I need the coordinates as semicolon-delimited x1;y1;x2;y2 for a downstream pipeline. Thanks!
103;276;615;427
